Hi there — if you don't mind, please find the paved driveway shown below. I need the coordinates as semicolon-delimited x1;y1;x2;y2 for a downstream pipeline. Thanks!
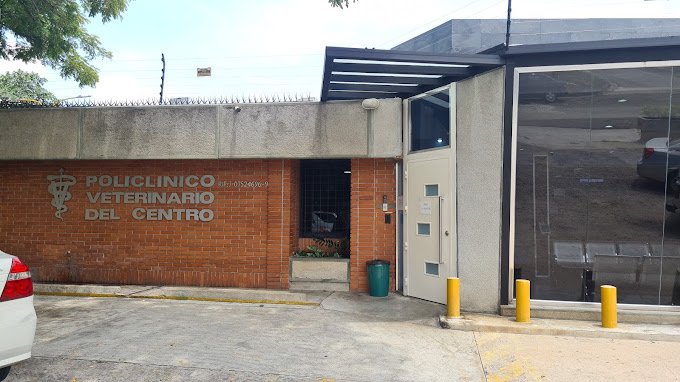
8;294;679;381
8;295;485;382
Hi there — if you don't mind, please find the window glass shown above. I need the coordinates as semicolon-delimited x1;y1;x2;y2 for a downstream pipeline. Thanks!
514;65;675;305
417;223;431;236
410;89;450;151
425;262;440;276
300;159;351;238
660;67;680;305
425;184;439;197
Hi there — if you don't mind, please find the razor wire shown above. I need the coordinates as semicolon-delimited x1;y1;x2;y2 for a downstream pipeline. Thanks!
0;93;316;109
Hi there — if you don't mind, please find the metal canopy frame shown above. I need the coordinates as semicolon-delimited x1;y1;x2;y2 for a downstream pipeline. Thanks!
320;46;503;101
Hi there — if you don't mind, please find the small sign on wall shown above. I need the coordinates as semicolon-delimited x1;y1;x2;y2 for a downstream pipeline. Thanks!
197;67;211;77
419;201;432;215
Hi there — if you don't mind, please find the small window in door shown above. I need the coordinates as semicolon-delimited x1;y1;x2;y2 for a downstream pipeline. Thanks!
425;262;440;277
417;223;431;236
424;184;439;197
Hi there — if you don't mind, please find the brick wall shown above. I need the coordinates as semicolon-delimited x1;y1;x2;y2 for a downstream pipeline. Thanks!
0;158;395;291
350;158;397;292
0;160;298;289
265;159;299;289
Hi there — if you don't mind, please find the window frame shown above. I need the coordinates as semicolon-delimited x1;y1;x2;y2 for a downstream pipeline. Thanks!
408;85;452;154
509;60;680;305
298;159;351;239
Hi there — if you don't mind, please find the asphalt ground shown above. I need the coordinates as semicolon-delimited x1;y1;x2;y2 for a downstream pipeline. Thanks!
8;295;483;382
6;294;680;382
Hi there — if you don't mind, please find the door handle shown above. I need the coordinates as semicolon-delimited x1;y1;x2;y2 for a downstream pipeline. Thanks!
439;196;444;264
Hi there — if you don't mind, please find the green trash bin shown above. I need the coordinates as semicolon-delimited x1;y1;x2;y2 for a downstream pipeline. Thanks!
367;260;390;297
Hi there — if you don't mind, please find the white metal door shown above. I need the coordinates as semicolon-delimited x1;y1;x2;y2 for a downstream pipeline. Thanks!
403;85;456;304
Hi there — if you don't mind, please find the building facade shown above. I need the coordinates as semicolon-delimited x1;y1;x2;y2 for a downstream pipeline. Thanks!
4;21;680;316
393;18;680;54
391;19;680;310
320;36;680;313
0;101;400;293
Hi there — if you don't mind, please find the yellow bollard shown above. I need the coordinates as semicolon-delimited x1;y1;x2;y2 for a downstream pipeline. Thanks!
515;279;530;323
447;277;460;318
601;285;617;328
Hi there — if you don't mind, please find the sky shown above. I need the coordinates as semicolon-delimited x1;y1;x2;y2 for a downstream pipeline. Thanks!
2;0;680;102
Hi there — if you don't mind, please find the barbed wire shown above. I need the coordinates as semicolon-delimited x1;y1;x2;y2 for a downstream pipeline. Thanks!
0;94;317;109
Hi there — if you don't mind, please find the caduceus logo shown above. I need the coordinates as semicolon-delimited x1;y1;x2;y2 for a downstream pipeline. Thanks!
47;168;76;219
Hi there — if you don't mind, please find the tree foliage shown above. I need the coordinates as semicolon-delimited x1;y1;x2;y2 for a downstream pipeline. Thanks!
328;0;357;8
0;70;56;102
0;0;130;87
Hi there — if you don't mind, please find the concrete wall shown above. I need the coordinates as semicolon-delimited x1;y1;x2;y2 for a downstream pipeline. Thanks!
455;68;505;313
0;99;402;160
0;109;80;159
393;18;680;54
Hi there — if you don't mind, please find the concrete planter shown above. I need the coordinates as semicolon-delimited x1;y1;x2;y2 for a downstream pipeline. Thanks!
289;257;350;292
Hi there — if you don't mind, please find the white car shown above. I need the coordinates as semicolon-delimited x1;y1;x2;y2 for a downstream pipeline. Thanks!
0;251;37;381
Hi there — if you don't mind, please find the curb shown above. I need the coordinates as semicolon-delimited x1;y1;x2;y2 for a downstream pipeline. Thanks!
35;291;320;307
439;315;680;342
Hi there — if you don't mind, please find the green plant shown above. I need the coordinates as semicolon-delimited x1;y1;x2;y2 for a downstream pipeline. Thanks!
292;237;349;258
293;245;339;258
0;70;56;103
0;0;131;86
328;0;357;8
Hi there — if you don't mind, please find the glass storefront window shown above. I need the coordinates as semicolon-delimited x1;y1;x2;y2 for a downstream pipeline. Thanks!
410;89;450;152
514;64;680;305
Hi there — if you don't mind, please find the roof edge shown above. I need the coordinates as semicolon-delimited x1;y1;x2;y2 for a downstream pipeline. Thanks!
504;36;680;56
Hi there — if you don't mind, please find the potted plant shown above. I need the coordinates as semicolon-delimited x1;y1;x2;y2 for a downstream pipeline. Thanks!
289;238;350;291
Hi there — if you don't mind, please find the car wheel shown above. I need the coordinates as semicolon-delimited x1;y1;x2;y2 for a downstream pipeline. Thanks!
0;366;11;382
545;92;557;103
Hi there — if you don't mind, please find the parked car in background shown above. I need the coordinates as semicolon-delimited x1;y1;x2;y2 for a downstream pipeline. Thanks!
0;251;37;381
519;73;569;103
637;137;680;183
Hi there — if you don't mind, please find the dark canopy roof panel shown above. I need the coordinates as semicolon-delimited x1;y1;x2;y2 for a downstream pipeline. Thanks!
320;46;504;101
502;36;680;67
503;36;680;56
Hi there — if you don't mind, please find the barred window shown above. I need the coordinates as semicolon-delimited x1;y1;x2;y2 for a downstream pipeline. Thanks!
300;159;351;238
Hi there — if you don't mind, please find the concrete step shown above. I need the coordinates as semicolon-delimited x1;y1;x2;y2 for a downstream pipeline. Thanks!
440;313;680;342
289;280;349;292
501;302;680;325
34;283;331;305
